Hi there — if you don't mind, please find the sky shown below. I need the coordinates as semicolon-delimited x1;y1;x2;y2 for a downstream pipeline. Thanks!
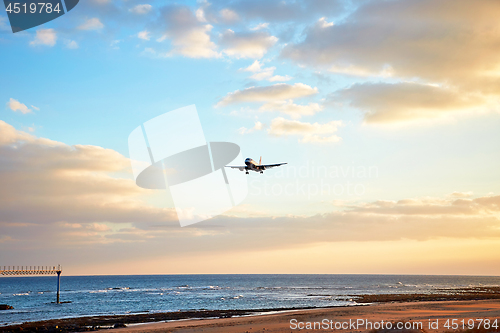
1;0;500;276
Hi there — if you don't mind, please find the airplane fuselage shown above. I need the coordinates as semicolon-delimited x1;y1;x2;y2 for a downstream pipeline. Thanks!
244;158;261;172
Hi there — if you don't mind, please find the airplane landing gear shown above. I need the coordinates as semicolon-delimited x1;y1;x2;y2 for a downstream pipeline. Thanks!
260;171;263;174
246;171;249;174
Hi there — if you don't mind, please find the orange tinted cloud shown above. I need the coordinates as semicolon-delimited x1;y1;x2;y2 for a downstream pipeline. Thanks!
282;0;500;123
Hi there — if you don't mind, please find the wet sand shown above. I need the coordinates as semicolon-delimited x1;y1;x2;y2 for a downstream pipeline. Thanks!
108;300;500;333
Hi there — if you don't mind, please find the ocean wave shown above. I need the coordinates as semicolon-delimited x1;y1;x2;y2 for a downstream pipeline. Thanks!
203;286;222;290
89;290;109;293
106;287;132;291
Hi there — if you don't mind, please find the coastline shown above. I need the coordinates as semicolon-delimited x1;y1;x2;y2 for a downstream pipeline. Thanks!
1;287;500;333
109;299;500;333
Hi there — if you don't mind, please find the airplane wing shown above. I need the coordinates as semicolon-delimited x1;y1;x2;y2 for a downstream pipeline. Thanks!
225;166;246;171
260;163;287;169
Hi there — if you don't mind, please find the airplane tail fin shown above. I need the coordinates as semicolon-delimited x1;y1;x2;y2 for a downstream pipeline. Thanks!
259;156;262;165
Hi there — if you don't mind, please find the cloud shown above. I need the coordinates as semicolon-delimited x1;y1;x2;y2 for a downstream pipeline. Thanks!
3;189;500;274
205;193;500;250
329;64;394;78
129;4;152;14
450;191;474;198
220;29;277;59
250;67;275;80
137;30;151;40
259;100;323;119
280;0;500;122
0;121;44;145
78;18;104;30
219;8;239;23
217;0;345;23
65;40;79;49
0;120;177;227
347;195;500;219
110;40;121;49
268;75;292;82
316;17;333;28
334;82;485;123
238;121;263;135
241;60;263;73
217;83;317;106
195;6;207;22
158;5;219;58
7;98;32;114
251;23;269;31
269;117;342;143
281;0;500;84
220;193;500;245
29;29;57;47
241;60;290;82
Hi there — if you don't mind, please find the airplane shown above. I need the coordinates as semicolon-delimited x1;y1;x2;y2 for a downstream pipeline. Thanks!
226;157;287;174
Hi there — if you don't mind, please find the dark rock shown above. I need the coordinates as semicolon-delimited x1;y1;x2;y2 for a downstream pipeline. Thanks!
0;304;13;310
113;323;127;328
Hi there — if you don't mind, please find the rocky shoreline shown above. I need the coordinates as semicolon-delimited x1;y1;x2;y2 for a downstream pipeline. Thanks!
1;286;499;333
354;286;500;303
0;308;317;333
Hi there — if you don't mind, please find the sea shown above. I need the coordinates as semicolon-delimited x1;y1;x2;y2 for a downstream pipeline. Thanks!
1;274;499;326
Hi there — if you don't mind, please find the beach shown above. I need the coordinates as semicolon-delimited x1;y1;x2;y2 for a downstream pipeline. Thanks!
108;300;500;333
2;282;500;332
2;297;500;332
